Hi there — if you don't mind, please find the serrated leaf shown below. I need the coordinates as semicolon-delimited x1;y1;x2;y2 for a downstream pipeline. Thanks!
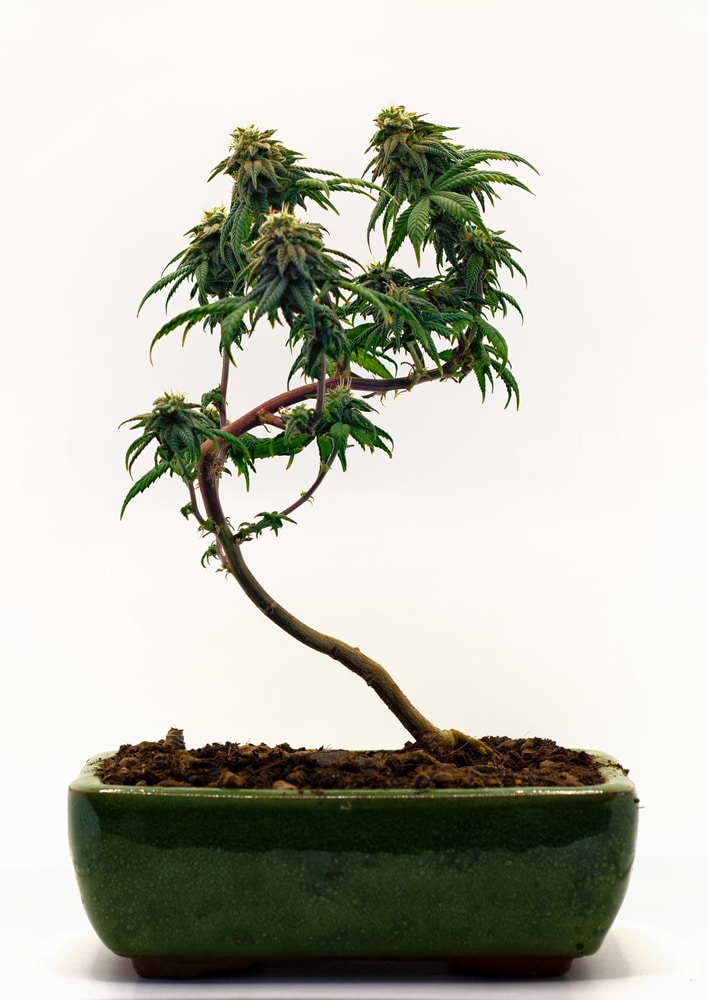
450;149;538;174
200;542;219;568
429;191;484;227
164;270;193;310
124;433;155;476
223;201;252;263
120;461;171;518
499;366;520;409
464;254;484;294
458;169;533;193
490;288;524;320
149;299;244;358
349;349;396;379
384;206;412;265
137;265;192;315
237;510;296;540
340;280;392;323
436;167;534;198
406;196;431;263
317;435;334;466
253;275;289;322
366;189;391;244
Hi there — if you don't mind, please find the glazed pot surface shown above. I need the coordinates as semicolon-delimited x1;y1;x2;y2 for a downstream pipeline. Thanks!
68;751;638;977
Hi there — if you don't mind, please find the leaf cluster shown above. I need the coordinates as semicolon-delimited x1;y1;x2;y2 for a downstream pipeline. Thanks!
236;511;295;542
123;107;535;531
313;386;393;470
121;392;238;517
209;125;373;265
230;388;393;477
138;207;238;319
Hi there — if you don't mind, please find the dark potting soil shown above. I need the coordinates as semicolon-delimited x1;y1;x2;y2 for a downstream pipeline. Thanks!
96;734;609;789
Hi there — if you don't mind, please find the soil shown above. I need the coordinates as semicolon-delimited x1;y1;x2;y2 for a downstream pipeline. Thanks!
96;734;610;789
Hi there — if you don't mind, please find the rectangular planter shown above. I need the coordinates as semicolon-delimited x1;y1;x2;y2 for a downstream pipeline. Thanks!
68;751;637;978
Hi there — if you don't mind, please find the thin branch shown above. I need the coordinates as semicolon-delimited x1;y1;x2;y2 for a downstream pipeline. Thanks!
199;369;417;460
173;455;208;525
279;449;337;520
218;350;230;426
314;353;327;421
257;410;287;431
184;476;208;526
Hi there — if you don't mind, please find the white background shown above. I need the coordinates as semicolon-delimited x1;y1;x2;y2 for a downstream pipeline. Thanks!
1;0;706;995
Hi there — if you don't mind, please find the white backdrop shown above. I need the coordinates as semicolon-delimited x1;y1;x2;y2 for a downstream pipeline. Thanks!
2;0;706;875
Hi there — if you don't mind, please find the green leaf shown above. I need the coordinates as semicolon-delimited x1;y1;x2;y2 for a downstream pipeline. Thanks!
499;366;520;409
350;424;393;457
224;200;253;263
317;435;334;466
124;432;155;476
429;191;484;227
489;288;524;320
477;317;510;371
340;280;393;323
201;542;219;568
137;265;192;315
349;349;396;379
120;461;171;518
366;188;394;244
450;168;533;194
253;274;290;322
384;206;412;264
328;421;351;469
236;510;296;540
406;196;431;263
219;310;247;359
148;299;244;358
449;149;538;174
463;253;484;293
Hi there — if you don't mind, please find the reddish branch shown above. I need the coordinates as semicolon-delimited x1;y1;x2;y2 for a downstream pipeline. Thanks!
200;357;473;460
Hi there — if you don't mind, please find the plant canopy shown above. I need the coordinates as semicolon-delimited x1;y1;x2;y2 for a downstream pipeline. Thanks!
122;106;536;755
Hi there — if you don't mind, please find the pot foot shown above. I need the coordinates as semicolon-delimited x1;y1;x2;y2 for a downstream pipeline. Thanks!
131;955;256;979
452;955;573;977
130;953;574;980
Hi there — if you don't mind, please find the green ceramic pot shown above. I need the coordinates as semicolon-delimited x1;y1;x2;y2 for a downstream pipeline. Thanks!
68;751;637;979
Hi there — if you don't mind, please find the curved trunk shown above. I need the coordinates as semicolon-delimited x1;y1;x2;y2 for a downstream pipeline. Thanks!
198;452;493;757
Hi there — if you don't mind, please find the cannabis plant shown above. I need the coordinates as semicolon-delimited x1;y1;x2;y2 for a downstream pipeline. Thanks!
123;107;535;755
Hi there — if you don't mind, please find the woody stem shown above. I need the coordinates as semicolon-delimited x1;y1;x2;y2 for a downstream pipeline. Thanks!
198;451;451;747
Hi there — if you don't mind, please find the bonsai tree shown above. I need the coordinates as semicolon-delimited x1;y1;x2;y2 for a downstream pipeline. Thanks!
122;106;535;757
